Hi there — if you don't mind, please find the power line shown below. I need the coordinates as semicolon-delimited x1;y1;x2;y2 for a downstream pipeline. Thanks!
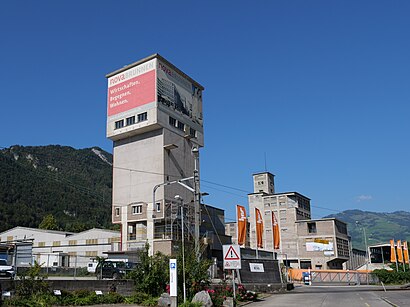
1;145;346;217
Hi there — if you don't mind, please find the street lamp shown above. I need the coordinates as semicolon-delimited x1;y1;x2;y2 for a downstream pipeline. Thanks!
356;221;370;285
175;195;186;303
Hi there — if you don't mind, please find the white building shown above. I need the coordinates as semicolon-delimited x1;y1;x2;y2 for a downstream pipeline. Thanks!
0;227;120;268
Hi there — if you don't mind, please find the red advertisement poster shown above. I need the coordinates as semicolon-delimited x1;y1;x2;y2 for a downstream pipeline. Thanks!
107;70;155;116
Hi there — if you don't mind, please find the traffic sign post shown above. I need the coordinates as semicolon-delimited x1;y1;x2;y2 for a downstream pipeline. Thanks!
223;244;241;269
169;259;177;307
223;245;241;301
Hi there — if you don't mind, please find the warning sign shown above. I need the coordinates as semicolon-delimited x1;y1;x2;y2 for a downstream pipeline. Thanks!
223;244;241;269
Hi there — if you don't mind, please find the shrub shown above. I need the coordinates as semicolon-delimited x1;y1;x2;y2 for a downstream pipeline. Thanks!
179;301;203;307
128;243;169;297
15;261;50;298
141;296;159;306
124;291;153;304
373;269;410;284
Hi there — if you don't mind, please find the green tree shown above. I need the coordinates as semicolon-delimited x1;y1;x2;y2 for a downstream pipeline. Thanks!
129;243;169;297
39;214;59;230
177;244;212;301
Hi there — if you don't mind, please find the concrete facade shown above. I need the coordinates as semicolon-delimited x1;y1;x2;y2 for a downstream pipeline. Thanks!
229;172;350;269
106;54;205;254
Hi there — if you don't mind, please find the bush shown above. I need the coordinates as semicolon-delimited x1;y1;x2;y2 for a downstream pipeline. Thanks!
204;283;257;307
128;243;169;297
179;301;203;307
141;296;158;306
15;261;50;298
124;291;153;304
373;269;410;284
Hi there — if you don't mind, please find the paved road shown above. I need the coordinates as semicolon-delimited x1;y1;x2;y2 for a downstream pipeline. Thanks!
255;285;410;307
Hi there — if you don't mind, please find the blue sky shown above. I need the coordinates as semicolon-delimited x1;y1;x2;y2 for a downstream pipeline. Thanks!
1;1;409;221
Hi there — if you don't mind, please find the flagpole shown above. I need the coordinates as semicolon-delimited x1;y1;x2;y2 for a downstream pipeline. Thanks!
255;208;259;260
236;205;239;247
395;240;399;272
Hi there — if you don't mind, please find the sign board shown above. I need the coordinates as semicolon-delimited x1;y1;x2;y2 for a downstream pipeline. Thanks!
249;263;265;273
223;244;241;269
169;259;177;297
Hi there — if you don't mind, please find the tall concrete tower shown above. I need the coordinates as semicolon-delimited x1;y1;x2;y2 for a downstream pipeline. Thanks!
106;54;204;255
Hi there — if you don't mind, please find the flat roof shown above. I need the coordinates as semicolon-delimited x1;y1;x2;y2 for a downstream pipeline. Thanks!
105;53;204;90
252;171;275;177
295;217;347;225
248;191;311;200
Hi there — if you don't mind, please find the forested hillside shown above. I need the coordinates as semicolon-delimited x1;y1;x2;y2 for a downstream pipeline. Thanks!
0;145;113;232
325;209;410;250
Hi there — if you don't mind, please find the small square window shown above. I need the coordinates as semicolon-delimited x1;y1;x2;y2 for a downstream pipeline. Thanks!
126;116;135;126
115;119;124;129
137;112;147;122
115;207;120;216
308;222;317;234
169;116;177;127
177;121;185;131
189;127;196;138
132;205;143;214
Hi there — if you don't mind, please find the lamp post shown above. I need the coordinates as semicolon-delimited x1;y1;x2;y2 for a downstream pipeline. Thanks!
175;195;186;303
356;221;370;285
192;146;201;260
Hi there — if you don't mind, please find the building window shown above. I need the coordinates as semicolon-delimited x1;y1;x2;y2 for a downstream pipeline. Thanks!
115;119;124;129
115;207;120;216
86;239;98;245
68;252;77;256
132;205;143;214
189;127;196;138
307;222;317;234
108;237;120;243
85;251;98;257
137;112;147;122
7;236;13;242
156;202;161;212
69;240;77;246
169;116;177;127
126;116;135;126
53;241;61;247
38;242;45;247
177;121;185;131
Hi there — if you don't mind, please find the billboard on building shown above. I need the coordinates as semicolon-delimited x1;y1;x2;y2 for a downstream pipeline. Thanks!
107;59;156;117
306;238;334;252
157;59;203;126
107;55;203;127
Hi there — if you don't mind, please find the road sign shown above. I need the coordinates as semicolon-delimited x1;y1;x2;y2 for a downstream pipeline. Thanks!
169;259;177;297
223;244;241;269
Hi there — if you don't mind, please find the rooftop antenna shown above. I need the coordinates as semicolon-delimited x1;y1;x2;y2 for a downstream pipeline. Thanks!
264;152;267;171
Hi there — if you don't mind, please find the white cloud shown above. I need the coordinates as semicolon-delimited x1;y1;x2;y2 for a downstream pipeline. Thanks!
356;195;373;202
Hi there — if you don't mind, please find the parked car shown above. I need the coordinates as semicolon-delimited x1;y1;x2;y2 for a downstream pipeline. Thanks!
95;260;135;280
0;259;15;279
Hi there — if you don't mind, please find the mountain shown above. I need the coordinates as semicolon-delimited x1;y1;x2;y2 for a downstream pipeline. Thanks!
325;209;410;250
0;145;114;232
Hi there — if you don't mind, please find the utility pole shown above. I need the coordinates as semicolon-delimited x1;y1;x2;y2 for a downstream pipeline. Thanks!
192;146;201;260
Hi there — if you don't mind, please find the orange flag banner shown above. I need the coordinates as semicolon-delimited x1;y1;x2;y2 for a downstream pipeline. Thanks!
403;241;409;264
272;211;280;249
255;208;264;248
236;205;247;246
397;240;404;263
390;239;397;263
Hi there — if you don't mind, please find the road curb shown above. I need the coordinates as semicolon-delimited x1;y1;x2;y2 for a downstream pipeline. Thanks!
381;296;399;307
